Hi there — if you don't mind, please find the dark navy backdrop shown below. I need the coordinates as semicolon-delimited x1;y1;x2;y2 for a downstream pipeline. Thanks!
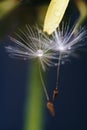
0;0;87;130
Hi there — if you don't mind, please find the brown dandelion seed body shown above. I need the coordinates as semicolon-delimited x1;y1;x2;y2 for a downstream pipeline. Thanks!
47;101;55;116
53;87;59;101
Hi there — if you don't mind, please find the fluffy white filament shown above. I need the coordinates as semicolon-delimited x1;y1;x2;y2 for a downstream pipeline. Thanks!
5;25;57;71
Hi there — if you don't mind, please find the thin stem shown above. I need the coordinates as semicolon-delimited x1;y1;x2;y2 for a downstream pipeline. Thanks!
39;65;50;101
56;52;61;88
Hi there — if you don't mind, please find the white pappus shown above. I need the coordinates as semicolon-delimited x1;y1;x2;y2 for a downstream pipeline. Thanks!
51;22;87;100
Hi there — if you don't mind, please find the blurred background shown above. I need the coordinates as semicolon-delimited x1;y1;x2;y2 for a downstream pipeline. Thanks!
0;0;87;130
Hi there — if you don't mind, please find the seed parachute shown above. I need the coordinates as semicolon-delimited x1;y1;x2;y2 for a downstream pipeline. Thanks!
51;22;86;100
5;23;87;116
5;25;57;116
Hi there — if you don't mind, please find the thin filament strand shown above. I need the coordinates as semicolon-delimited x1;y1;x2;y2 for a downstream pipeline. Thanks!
39;65;49;101
56;53;61;88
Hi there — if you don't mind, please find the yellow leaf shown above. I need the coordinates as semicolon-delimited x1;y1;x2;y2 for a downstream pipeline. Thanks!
43;0;70;35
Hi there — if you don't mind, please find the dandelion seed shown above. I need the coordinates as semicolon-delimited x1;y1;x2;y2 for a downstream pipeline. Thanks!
52;22;87;100
5;25;57;113
6;25;56;71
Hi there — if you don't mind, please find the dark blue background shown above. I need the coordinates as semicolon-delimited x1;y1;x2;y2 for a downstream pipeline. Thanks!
0;0;87;130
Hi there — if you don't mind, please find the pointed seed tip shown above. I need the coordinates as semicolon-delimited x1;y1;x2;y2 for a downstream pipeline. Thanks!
53;88;59;101
47;101;55;116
